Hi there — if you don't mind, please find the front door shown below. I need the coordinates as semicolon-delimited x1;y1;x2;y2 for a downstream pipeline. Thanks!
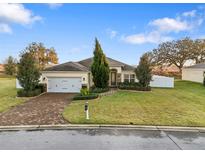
111;72;117;86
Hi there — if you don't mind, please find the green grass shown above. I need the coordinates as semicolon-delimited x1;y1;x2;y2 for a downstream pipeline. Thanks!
0;78;27;112
63;80;205;127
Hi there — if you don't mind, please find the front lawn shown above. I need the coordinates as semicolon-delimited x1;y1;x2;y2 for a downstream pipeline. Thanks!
0;78;27;112
63;80;205;126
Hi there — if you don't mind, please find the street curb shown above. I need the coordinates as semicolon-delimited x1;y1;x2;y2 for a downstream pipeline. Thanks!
0;124;205;132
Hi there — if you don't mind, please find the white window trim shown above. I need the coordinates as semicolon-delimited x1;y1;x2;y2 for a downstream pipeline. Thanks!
124;74;135;82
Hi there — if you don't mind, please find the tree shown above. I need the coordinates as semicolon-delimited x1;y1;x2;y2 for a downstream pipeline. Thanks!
191;39;205;64
152;38;194;72
47;47;58;64
17;52;40;91
4;56;17;76
135;53;152;88
91;38;110;88
24;42;59;70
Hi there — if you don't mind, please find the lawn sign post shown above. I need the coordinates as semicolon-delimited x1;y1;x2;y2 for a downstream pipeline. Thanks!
84;102;89;120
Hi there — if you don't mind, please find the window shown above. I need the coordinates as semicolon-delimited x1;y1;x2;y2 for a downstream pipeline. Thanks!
124;74;129;83
124;74;135;83
130;74;135;83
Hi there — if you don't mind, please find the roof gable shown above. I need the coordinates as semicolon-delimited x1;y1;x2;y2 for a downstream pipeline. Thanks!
43;57;135;72
78;57;135;71
184;63;205;69
43;62;89;71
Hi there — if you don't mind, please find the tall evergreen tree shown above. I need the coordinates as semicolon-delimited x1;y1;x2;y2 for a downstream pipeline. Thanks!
135;53;152;88
91;38;109;88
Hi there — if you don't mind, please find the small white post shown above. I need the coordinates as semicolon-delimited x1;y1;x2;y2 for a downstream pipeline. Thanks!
85;102;89;120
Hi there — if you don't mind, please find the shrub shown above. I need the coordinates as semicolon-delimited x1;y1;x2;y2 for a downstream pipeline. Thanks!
17;88;42;97
90;87;109;93
35;83;47;93
73;93;99;100
80;87;90;96
203;77;205;86
118;82;151;91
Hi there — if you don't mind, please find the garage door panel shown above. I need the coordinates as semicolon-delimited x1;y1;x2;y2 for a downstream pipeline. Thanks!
47;77;81;93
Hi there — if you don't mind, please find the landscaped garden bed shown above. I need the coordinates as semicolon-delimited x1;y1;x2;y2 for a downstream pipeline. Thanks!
73;93;99;100
90;87;110;93
63;80;205;127
17;83;46;97
118;82;151;91
72;87;99;100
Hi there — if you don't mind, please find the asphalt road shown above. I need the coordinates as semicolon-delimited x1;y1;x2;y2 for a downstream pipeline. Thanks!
0;128;205;150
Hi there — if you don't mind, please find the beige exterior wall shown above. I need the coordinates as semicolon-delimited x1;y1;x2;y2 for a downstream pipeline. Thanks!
42;69;137;88
182;68;205;83
41;71;90;87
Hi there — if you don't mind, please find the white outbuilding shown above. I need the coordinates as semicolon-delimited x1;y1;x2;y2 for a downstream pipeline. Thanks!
182;63;205;83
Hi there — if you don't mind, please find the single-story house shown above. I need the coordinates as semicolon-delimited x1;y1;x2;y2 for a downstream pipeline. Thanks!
40;57;174;93
182;63;205;83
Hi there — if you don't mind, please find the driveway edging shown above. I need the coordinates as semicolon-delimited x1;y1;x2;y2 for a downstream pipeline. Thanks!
0;124;205;132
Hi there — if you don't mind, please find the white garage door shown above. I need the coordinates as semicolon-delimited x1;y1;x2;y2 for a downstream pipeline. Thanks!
47;77;82;93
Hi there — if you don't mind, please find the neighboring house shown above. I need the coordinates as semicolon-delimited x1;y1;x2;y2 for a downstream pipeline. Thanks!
182;63;205;83
41;57;174;93
152;65;181;78
0;64;5;75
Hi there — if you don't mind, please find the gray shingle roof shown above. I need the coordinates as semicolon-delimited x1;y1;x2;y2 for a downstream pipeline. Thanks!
43;62;89;71
43;57;135;72
184;63;205;69
78;57;135;71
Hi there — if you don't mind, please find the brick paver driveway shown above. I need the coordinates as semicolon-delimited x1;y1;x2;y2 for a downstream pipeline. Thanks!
0;93;75;126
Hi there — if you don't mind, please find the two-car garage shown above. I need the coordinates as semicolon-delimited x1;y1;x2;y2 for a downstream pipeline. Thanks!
47;77;82;93
42;61;89;93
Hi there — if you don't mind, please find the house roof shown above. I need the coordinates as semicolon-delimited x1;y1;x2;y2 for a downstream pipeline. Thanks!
43;62;89;71
43;57;135;72
184;63;205;69
78;57;135;71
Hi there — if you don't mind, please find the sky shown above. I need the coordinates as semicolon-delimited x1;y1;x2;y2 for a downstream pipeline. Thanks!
0;3;205;65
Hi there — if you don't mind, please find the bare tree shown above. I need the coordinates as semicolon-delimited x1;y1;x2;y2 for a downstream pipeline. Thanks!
151;38;194;72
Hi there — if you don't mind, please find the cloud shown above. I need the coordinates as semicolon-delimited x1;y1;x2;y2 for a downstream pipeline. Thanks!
0;3;42;25
106;28;118;39
47;3;63;9
0;4;42;34
149;17;190;33
182;10;197;17
122;8;205;45
122;31;173;44
0;23;12;34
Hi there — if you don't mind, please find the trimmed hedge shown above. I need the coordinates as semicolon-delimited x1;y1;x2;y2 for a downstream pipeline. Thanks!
17;88;42;97
73;93;99;100
90;87;109;93
118;82;151;91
